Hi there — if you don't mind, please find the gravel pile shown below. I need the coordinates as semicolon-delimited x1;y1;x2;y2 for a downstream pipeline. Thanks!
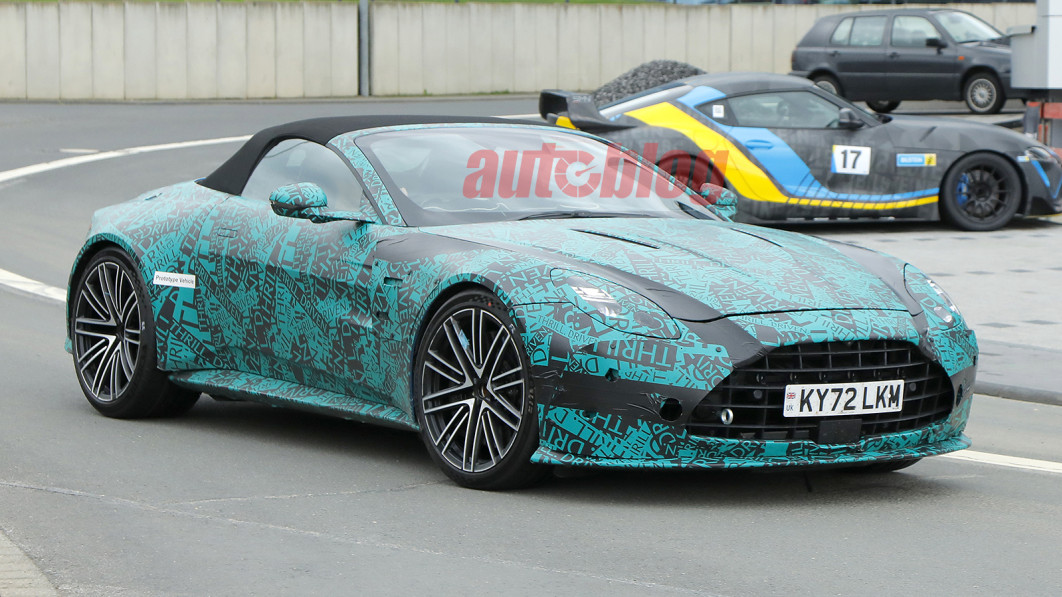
591;60;706;106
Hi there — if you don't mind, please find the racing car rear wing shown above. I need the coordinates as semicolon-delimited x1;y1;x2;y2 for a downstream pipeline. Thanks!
539;90;635;133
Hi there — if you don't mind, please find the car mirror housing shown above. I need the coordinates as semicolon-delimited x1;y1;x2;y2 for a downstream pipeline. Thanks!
837;108;865;130
270;182;328;211
698;183;738;219
925;37;946;49
269;182;377;224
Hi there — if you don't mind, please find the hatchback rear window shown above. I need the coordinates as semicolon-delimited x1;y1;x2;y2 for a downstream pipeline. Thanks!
830;19;853;45
831;16;887;47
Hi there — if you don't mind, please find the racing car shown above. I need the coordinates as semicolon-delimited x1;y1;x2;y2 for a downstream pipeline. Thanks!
68;116;976;489
541;72;1062;231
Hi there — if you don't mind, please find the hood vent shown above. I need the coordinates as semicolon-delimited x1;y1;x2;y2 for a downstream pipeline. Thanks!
576;229;660;249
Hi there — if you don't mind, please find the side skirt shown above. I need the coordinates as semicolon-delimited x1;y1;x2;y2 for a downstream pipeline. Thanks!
169;369;418;431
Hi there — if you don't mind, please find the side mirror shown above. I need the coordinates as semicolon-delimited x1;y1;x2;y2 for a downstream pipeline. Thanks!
925;37;946;49
270;182;328;213
837;108;865;130
269;182;380;224
699;183;738;220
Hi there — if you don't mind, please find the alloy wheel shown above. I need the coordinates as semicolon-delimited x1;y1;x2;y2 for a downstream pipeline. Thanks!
968;80;995;111
73;261;141;402
955;165;1012;222
419;306;527;474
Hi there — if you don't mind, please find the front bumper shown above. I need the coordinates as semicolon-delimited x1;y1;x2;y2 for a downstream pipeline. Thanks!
516;302;977;470
532;397;971;469
1019;157;1062;215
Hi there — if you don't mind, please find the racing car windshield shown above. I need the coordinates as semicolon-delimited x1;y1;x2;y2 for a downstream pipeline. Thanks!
936;11;1004;44
355;127;723;226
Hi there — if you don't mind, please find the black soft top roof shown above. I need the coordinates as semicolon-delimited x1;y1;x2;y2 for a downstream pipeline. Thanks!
199;115;542;196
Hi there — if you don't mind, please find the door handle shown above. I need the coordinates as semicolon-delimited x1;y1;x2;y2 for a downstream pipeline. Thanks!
746;140;774;150
888;52;900;58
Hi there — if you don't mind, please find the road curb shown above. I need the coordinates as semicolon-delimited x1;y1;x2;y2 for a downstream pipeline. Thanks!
974;382;1062;408
0;529;57;597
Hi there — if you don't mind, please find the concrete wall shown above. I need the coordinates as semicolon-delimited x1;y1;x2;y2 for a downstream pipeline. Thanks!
0;2;358;99
369;2;1037;95
0;2;1035;99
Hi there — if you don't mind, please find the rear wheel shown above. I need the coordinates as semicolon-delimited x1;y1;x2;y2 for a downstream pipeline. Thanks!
940;153;1021;231
71;248;199;418
413;290;548;490
866;100;900;114
964;73;1005;115
811;74;842;97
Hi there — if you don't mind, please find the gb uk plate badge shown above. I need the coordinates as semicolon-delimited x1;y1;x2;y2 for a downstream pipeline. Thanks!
831;145;871;175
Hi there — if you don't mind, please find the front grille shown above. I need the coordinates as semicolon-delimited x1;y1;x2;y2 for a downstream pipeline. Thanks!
686;340;954;442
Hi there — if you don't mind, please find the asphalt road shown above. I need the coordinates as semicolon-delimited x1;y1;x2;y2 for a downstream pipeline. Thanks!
1;98;1061;596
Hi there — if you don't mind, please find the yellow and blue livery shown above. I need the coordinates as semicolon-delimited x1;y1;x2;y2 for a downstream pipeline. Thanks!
542;72;1062;231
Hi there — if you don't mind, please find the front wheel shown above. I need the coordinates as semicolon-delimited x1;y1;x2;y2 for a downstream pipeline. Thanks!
413;290;548;490
71;248;199;418
939;153;1022;231
866;100;900;114
964;73;1005;115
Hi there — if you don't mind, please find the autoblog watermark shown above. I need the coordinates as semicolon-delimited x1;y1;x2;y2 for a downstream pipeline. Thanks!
462;143;728;199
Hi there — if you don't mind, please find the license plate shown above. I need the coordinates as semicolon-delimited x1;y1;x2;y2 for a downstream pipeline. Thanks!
783;380;904;418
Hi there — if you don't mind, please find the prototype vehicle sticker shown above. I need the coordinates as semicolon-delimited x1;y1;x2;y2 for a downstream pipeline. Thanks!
152;272;196;289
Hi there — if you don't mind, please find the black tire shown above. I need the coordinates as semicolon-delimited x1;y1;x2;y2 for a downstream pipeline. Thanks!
413;290;548;490
71;248;199;418
811;74;842;97
851;458;922;473
940;153;1022;231
656;154;715;191
866;100;900;114
964;73;1005;115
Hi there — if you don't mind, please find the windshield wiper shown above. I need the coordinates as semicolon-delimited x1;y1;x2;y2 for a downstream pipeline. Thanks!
676;202;714;220
517;211;650;221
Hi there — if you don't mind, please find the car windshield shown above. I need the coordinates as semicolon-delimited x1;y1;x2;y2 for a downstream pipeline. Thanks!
936;11;1003;44
355;127;723;226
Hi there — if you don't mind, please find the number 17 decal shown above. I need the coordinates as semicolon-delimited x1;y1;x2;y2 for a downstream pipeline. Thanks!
831;145;871;175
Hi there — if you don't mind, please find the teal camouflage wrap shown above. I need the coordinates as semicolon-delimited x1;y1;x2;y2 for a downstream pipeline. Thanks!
67;122;977;470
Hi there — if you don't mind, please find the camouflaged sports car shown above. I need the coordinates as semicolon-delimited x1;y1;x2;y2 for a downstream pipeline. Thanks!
542;72;1062;231
67;116;977;490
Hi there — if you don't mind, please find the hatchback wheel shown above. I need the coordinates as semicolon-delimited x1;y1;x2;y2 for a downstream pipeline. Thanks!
811;74;842;97
866;100;900;114
964;73;1005;114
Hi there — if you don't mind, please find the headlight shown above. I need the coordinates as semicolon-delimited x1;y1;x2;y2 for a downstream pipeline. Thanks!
904;266;962;327
925;279;960;324
568;280;622;318
1022;146;1062;166
552;270;681;339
